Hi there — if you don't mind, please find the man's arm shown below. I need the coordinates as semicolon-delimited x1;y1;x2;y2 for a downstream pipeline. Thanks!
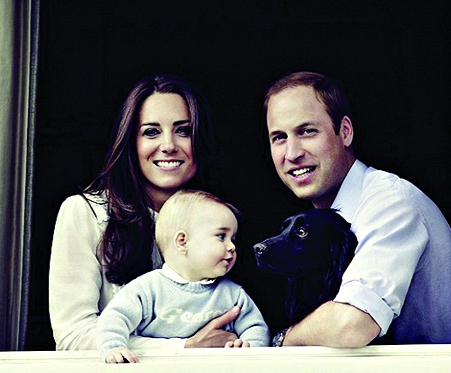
283;301;380;348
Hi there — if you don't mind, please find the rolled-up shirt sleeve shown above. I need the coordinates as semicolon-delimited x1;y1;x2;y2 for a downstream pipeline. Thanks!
334;178;428;337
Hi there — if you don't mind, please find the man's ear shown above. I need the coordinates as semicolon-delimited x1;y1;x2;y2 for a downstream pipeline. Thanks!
340;116;354;147
175;230;188;255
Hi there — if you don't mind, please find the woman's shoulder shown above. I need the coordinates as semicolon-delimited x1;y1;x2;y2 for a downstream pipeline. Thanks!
60;193;109;224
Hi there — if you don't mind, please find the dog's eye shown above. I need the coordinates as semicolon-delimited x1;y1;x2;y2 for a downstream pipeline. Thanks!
296;227;308;237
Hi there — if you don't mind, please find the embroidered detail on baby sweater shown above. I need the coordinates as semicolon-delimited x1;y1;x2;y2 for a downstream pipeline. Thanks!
159;307;228;324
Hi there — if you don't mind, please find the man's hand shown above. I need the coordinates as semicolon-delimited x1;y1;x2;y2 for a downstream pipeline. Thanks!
105;347;139;364
185;306;241;348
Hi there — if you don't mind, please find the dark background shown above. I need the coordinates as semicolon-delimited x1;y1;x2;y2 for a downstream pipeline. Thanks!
26;1;450;350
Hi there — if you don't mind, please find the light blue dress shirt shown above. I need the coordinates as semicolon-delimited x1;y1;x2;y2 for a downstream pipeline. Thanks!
332;160;451;343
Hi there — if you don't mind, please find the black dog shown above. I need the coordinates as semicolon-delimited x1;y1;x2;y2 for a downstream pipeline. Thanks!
253;209;357;326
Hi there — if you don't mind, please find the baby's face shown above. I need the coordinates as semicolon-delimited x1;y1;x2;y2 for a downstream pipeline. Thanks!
183;202;238;282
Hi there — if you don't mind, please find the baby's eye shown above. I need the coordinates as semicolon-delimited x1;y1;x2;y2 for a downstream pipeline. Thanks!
217;233;226;241
176;125;191;137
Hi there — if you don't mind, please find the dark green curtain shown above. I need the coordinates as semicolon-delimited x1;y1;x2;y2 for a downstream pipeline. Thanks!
0;0;38;350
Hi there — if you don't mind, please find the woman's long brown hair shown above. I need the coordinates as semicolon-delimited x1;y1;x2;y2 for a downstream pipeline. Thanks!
83;74;216;285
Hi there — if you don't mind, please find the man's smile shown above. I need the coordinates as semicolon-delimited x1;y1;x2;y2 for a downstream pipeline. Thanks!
289;166;316;178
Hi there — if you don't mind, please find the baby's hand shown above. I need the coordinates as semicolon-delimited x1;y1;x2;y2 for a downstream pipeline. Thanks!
224;339;250;348
105;347;139;364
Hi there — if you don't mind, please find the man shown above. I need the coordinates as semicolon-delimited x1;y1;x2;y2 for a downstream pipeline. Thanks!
264;71;451;346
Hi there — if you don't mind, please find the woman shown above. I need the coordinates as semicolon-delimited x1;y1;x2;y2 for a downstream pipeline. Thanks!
49;74;239;350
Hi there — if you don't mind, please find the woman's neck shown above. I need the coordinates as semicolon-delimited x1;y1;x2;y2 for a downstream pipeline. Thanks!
146;187;178;212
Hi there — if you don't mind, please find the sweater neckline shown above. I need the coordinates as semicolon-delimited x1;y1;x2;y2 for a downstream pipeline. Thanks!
161;263;217;285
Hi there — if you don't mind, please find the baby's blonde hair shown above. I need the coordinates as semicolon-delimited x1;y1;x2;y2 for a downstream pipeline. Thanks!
155;189;240;253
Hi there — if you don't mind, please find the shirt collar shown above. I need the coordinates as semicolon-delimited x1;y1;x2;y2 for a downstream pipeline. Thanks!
161;263;216;285
331;159;367;222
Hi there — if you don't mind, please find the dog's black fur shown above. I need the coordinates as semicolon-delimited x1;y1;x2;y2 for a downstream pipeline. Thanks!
254;209;357;326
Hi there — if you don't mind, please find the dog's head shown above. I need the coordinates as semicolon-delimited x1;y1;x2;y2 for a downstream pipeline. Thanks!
253;209;357;277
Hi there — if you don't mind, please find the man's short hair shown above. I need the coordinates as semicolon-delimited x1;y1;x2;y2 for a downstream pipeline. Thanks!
264;71;352;134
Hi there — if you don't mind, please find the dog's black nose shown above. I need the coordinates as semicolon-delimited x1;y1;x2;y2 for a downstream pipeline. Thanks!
253;243;267;255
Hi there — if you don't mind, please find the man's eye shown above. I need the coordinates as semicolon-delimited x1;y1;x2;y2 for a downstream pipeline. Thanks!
176;126;191;137
296;227;308;238
300;128;316;136
271;133;287;143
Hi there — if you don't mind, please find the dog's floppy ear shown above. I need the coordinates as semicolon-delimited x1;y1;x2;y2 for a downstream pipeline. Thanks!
320;223;357;303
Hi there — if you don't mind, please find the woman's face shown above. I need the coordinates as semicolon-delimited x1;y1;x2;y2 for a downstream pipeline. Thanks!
136;93;197;206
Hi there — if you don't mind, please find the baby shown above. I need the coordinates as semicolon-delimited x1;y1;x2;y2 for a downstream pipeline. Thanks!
96;189;270;363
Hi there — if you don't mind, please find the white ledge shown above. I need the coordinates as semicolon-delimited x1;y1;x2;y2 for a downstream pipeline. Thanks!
1;345;450;373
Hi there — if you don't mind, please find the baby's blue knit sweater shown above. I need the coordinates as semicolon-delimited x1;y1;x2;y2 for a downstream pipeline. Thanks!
97;264;270;358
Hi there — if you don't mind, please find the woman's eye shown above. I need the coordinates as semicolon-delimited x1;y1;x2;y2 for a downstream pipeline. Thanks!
176;126;191;137
142;127;160;137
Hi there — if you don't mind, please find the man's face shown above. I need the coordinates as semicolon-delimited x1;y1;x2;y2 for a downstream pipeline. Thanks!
266;85;354;208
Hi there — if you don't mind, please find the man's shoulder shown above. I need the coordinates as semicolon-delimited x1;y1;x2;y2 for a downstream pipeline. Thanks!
362;167;432;205
355;164;448;229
